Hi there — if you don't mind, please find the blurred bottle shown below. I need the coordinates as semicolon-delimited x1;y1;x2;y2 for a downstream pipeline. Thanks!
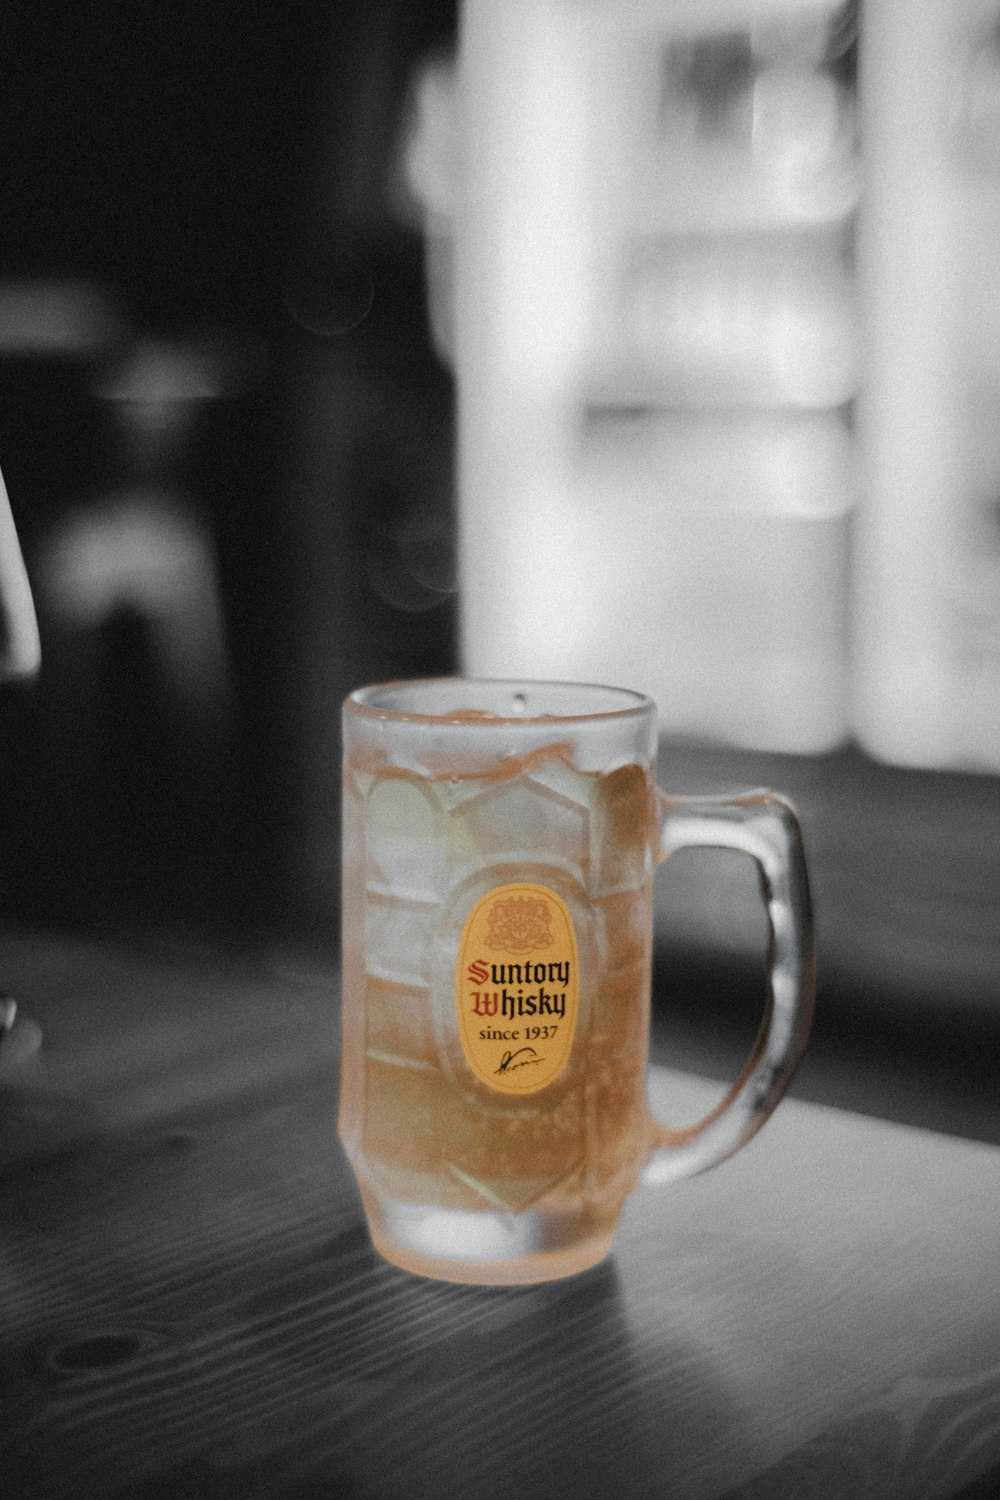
435;0;858;752
20;336;246;930
855;0;1000;771
0;277;122;694
0;461;40;692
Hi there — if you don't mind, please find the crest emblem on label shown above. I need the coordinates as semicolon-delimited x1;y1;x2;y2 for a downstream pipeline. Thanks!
455;882;580;1095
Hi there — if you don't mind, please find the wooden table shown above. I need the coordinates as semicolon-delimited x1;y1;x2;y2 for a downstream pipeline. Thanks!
2;930;999;1499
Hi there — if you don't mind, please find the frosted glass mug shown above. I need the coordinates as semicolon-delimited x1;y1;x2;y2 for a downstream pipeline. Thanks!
339;679;814;1285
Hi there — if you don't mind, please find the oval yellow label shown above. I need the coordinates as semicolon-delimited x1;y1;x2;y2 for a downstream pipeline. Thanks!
455;882;580;1095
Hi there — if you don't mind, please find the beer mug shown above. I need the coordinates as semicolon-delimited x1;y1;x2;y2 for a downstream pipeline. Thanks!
340;679;814;1284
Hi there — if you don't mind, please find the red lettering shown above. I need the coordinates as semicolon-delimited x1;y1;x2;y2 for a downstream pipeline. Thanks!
467;958;489;985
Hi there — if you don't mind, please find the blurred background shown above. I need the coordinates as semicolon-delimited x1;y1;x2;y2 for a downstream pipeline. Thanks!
0;0;998;1136
0;0;459;938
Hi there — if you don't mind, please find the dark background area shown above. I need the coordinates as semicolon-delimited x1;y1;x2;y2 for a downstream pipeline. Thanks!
0;0;459;939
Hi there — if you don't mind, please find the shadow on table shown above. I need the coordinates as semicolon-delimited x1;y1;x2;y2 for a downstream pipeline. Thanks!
54;1228;749;1500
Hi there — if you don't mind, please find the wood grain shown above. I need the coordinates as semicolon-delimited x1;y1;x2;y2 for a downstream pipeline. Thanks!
1;932;998;1498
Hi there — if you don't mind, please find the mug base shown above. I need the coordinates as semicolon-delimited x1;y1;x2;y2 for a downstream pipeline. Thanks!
361;1190;618;1286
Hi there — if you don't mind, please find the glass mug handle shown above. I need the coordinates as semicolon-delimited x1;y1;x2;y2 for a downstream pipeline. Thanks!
642;790;815;1186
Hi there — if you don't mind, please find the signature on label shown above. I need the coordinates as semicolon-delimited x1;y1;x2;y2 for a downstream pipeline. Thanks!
495;1047;543;1075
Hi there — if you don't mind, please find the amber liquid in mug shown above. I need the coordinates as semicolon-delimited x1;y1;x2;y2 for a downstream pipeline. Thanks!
339;736;659;1282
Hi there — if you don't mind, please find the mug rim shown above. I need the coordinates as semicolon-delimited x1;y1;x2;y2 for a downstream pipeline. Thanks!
346;677;654;725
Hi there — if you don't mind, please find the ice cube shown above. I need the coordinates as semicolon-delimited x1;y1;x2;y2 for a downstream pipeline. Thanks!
364;890;441;987
366;772;445;900
588;764;655;896
365;975;438;1069
448;775;590;880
